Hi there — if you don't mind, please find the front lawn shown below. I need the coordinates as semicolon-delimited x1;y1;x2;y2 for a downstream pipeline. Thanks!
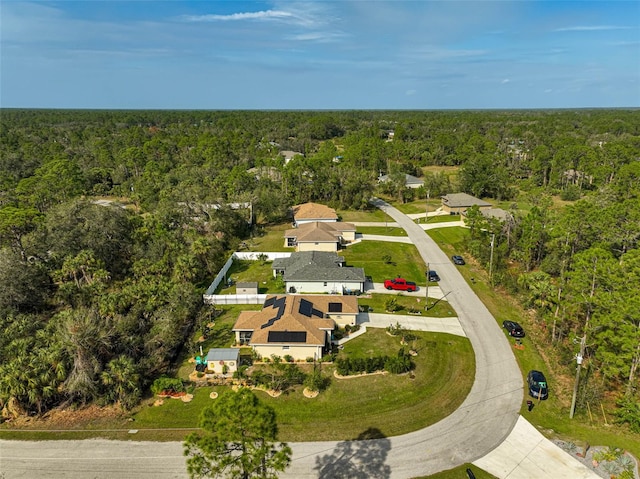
133;328;474;442
358;293;456;318
342;241;427;284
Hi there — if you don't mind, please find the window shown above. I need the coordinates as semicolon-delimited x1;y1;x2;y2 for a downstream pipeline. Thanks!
323;282;327;286
282;346;290;350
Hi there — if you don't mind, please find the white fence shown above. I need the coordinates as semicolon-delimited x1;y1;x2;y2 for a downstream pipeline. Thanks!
203;251;292;301
203;294;268;305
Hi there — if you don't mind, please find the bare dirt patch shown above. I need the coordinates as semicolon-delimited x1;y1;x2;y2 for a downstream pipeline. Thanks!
7;404;126;430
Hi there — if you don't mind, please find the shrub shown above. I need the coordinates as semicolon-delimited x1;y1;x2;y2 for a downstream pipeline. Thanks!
305;357;314;363
614;395;640;433
151;377;184;395
304;368;329;392
283;354;294;363
384;297;399;312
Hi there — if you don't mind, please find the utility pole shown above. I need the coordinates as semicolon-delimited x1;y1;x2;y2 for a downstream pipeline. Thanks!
489;233;495;285
425;190;430;223
570;333;586;419
425;263;429;309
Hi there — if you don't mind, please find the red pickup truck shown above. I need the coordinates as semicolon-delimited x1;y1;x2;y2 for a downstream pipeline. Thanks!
384;278;417;292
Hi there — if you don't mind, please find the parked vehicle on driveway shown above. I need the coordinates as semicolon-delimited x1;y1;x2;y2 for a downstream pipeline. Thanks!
427;270;440;282
527;370;549;400
452;255;465;265
503;320;525;338
384;277;417;292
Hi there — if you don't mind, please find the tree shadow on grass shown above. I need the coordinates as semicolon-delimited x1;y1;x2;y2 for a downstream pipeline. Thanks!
313;427;391;479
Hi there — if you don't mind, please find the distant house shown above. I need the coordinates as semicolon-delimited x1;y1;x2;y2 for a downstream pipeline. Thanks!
272;251;365;294
292;202;338;226
205;348;240;376
280;150;303;165
441;193;492;214
284;221;356;252
481;208;515;224
233;294;359;360
378;173;424;189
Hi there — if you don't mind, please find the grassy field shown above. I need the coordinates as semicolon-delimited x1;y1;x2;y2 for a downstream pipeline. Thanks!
341;241;427;284
358;293;456;318
337;208;392;222
357;225;408;236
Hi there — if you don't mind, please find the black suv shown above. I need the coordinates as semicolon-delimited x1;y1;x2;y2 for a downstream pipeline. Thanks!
503;320;525;338
527;370;549;400
427;270;440;282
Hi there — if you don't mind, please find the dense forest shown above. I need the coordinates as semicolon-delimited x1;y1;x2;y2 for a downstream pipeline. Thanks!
0;109;639;430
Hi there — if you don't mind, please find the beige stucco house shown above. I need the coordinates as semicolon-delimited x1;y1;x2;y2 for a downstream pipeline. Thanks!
441;193;492;214
232;295;359;361
284;221;356;252
292;202;338;226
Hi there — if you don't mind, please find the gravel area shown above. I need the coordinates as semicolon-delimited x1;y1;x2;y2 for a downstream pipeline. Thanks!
554;440;639;479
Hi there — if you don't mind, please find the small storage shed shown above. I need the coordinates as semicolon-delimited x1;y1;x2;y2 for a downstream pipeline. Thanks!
205;348;240;376
236;282;259;295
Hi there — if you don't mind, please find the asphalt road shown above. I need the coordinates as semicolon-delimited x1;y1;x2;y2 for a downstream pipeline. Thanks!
0;200;523;479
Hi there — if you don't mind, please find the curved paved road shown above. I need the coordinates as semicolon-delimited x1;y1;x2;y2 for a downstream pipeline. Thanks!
0;200;522;479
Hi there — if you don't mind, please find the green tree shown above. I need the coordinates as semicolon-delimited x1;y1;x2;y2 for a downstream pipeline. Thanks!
184;389;292;479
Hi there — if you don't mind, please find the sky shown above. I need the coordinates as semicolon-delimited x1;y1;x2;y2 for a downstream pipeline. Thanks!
1;1;639;110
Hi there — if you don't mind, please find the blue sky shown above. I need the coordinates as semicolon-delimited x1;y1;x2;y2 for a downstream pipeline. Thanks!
1;1;639;109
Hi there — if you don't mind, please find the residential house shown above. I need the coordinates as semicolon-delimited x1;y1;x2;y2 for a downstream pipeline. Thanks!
441;193;492;214
205;348;240;376
272;251;365;294
280;150;303;165
233;294;359;360
378;173;425;189
292;202;338;226
284;221;356;252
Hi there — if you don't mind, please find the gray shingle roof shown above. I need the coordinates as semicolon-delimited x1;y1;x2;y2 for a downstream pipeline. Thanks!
442;193;492;208
272;251;365;282
206;348;240;362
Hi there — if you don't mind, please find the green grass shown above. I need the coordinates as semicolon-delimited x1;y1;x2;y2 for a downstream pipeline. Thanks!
428;226;640;459
220;260;285;294
337;208;392;222
341;241;427;284
255;329;474;441
357;226;408;236
419;214;465;224
389;199;442;215
358;293;456;318
247;223;292;252
414;464;497;479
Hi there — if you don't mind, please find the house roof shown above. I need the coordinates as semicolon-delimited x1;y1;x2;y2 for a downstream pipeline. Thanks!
272;251;365;282
480;208;514;222
233;295;357;346
285;221;355;243
378;173;424;186
292;202;338;221
206;348;240;362
441;193;492;208
280;150;303;160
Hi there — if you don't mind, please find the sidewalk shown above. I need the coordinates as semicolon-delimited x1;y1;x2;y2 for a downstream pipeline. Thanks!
473;416;601;478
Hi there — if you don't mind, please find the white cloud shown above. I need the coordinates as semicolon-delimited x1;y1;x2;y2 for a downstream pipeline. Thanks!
181;10;294;22
555;25;631;32
405;89;416;96
502;78;510;84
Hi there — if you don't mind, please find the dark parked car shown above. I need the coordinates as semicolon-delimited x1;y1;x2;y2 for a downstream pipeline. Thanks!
503;320;525;338
527;370;549;400
452;255;465;265
427;270;440;282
